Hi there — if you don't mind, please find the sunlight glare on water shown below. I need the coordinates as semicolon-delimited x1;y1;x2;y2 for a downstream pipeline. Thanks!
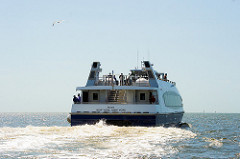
0;120;196;158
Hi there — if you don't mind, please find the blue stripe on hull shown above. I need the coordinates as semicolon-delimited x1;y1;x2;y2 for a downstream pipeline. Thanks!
71;112;184;127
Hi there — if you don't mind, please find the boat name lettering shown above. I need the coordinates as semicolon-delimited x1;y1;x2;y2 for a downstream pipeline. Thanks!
95;108;126;112
118;109;126;112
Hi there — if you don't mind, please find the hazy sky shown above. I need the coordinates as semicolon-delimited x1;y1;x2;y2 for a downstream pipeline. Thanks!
0;0;240;113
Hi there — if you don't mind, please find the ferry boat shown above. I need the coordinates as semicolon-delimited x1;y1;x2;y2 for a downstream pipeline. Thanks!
68;61;184;127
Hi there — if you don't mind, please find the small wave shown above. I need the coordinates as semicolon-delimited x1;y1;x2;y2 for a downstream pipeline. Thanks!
204;137;223;148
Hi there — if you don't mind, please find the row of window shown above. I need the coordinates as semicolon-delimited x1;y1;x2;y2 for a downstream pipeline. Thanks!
82;91;152;102
84;92;149;101
81;91;183;107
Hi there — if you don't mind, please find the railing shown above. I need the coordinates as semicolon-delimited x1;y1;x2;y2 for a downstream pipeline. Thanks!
95;76;150;87
77;101;158;104
159;79;176;86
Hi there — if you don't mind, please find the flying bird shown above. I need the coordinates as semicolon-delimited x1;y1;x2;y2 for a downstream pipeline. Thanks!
52;20;64;26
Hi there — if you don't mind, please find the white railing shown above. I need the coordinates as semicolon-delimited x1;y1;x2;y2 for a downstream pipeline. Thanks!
95;76;150;87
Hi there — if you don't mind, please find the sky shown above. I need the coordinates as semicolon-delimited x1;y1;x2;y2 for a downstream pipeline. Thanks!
0;0;240;113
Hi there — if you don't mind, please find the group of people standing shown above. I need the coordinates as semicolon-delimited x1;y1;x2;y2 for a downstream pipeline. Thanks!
73;93;81;104
109;73;128;86
163;73;168;81
118;73;132;86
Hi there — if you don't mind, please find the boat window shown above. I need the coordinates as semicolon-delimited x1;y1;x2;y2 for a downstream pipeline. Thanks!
83;91;89;102
93;93;99;100
163;91;182;107
140;93;145;100
144;61;150;68
92;62;98;68
89;71;95;79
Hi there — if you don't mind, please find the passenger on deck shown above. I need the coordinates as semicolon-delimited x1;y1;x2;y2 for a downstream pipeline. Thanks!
126;73;132;86
119;73;124;86
128;76;132;85
77;93;81;103
150;95;156;104
73;95;79;104
163;73;168;81
107;73;112;85
114;75;119;85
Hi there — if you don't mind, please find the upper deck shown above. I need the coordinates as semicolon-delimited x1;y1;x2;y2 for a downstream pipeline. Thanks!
85;61;175;88
73;61;182;108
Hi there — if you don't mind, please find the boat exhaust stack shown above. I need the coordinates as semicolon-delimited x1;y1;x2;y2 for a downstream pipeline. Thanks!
86;62;102;86
143;61;159;87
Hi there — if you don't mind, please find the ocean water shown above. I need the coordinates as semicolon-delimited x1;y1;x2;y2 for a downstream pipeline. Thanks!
0;113;239;158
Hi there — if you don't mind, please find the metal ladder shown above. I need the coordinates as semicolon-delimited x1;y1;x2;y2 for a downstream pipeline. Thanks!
108;90;126;103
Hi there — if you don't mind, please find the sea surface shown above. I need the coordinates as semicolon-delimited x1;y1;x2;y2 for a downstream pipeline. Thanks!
0;113;239;158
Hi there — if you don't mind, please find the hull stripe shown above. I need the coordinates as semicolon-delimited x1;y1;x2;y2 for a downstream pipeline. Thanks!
71;112;184;127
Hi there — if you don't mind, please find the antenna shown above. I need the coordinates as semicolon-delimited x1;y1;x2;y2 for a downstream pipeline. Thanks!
148;49;150;61
137;50;139;69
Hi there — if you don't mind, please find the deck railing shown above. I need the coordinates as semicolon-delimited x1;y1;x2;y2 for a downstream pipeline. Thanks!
78;101;158;104
95;76;150;87
94;74;176;87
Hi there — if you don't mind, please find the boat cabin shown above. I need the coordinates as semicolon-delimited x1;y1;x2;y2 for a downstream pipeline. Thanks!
74;61;175;105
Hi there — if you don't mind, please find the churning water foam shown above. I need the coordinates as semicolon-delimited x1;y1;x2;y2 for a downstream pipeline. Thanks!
0;120;197;158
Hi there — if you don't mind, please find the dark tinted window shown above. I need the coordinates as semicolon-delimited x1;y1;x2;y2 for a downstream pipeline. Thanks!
92;62;98;68
93;93;98;100
83;92;88;102
144;61;150;68
163;91;182;107
140;93;145;100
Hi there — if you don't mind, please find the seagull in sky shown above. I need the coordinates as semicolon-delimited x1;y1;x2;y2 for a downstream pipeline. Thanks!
52;20;64;26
